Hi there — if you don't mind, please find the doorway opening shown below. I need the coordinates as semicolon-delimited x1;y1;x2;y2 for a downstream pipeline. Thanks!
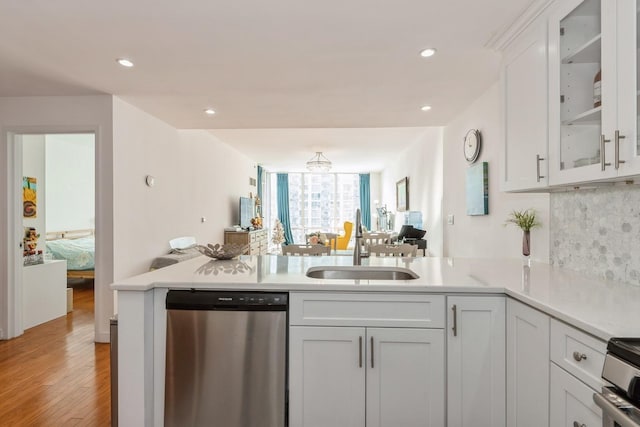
18;133;96;332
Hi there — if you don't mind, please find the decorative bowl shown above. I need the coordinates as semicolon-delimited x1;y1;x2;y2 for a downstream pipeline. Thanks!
196;243;248;260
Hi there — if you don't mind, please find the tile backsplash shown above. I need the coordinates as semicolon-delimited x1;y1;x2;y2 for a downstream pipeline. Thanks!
550;185;640;286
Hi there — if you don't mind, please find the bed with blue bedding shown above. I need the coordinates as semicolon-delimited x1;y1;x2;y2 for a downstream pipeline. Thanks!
46;231;95;279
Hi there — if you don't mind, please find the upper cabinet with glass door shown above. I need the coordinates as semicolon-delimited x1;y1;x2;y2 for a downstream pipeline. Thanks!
614;0;640;178
549;0;640;185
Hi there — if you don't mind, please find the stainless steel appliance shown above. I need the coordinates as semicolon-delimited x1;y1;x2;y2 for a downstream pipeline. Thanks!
164;290;288;427
594;338;640;427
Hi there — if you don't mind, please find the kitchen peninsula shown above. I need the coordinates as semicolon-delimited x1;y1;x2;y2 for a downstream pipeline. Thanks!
113;255;640;426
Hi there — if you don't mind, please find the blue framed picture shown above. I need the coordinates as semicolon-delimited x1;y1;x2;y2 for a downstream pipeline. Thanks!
466;162;488;216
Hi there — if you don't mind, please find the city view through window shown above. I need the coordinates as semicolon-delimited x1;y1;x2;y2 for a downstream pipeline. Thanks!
266;173;360;246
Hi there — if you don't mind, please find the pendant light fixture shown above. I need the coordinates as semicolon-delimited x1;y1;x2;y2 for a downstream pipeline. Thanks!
306;152;332;172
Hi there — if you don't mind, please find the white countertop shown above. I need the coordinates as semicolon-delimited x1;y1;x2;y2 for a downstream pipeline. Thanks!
112;254;640;341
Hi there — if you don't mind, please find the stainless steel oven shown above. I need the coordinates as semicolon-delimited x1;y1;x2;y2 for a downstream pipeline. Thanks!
595;338;640;427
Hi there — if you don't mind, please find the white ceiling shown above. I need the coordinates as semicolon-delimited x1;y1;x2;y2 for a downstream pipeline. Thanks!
0;0;536;171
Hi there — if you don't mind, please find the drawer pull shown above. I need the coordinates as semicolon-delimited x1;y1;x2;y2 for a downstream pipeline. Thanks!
371;336;374;368
572;422;586;427
359;336;363;368
572;351;587;362
452;304;458;337
536;154;545;182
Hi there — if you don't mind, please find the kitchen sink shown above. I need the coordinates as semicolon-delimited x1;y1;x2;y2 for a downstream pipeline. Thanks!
305;266;419;280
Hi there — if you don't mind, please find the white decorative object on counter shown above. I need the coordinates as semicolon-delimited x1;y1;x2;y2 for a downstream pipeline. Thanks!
196;243;248;260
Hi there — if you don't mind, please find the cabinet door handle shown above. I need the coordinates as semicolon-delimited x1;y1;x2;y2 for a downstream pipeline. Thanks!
536;154;545;182
359;336;363;368
572;351;587;362
572;422;586;427
370;336;374;368
601;134;611;171
452;304;458;337
615;130;626;169
573;351;587;362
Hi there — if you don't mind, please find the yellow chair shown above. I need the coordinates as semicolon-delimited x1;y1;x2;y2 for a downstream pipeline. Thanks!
336;221;353;250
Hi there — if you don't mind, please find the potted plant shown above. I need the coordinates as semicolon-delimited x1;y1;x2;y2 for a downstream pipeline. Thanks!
505;209;541;258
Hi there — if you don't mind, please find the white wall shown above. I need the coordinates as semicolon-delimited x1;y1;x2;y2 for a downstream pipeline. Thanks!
442;83;550;261
0;95;114;341
22;135;46;253
112;98;255;280
381;128;444;256
45;134;95;231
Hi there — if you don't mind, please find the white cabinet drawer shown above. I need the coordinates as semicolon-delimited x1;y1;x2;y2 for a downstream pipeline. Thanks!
550;319;606;391
550;363;601;427
290;292;445;328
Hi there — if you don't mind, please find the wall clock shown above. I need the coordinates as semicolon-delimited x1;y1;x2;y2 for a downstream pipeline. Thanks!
463;129;482;163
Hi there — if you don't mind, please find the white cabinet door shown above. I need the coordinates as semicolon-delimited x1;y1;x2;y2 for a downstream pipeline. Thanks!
549;363;602;426
506;298;550;427
548;0;640;186
366;328;445;427
502;20;549;191
447;296;506;427
612;0;640;177
289;326;366;427
548;0;612;185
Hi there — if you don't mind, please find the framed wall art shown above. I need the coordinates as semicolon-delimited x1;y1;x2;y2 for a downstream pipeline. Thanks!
396;177;409;212
466;162;489;216
23;176;37;218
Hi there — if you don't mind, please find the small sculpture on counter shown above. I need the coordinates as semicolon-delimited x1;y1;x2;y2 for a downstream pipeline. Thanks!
196;243;248;260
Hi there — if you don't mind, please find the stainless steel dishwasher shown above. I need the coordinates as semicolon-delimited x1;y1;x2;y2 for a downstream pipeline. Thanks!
164;290;288;427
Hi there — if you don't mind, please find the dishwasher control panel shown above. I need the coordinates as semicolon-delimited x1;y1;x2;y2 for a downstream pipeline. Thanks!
166;290;288;311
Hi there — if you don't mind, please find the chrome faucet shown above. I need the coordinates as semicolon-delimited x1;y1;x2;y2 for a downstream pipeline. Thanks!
353;208;363;265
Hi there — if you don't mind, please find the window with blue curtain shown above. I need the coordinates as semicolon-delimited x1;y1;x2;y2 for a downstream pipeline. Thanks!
276;173;294;245
257;165;264;217
359;174;371;230
267;173;360;244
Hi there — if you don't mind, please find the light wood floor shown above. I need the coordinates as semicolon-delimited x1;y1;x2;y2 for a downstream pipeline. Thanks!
0;284;111;426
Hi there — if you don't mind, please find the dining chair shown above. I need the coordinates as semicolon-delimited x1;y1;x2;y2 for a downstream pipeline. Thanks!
335;221;353;250
362;232;391;251
368;243;417;257
282;244;331;256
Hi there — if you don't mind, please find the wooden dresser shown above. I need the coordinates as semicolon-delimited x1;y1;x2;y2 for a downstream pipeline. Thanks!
224;229;268;255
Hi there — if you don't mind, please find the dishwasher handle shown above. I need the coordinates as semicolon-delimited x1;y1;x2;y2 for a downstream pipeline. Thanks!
166;290;288;311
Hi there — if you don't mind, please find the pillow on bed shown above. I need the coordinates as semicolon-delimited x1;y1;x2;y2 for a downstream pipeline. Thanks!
169;236;196;250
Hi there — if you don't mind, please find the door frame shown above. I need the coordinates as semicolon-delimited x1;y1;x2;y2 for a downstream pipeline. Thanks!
2;126;101;340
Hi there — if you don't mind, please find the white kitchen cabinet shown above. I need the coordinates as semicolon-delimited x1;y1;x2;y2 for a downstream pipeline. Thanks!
289;326;366;427
447;296;506;427
550;318;606;391
501;19;550;191
549;0;640;185
549;363;602;427
289;325;445;427
506;298;550;427
366;327;445;427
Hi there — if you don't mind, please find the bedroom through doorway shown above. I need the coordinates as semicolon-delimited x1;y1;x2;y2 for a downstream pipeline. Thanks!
19;133;96;331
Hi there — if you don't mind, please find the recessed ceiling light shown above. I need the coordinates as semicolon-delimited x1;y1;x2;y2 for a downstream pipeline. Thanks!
204;108;216;115
116;58;134;68
421;105;432;111
420;48;437;58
